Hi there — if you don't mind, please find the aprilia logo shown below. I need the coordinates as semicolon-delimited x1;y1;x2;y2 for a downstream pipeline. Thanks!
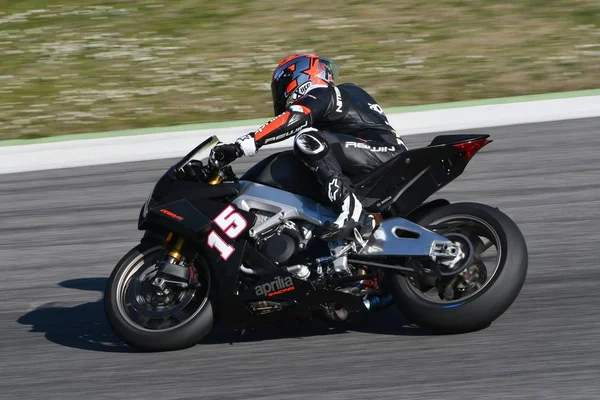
345;142;395;152
255;276;295;297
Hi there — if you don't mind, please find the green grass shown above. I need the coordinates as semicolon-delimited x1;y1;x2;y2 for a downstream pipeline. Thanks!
1;0;599;140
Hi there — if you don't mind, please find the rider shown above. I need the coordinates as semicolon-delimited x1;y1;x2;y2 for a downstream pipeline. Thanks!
209;54;407;243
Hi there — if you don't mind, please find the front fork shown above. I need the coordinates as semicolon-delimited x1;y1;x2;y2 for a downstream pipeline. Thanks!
153;233;194;288
162;232;186;263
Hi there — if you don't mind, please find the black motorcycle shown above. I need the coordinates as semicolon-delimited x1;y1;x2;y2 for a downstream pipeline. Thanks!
104;134;528;351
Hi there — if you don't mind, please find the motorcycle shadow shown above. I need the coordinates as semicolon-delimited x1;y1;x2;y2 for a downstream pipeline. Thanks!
200;306;430;345
17;277;430;353
17;277;130;353
200;310;429;346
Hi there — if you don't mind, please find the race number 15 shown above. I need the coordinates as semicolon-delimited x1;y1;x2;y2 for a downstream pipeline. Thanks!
207;205;247;260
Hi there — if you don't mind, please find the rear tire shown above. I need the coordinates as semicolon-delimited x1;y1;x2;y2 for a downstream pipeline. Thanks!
105;240;217;351
390;202;528;333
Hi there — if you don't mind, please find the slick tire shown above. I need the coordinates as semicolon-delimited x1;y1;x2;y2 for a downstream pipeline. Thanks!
390;202;528;334
105;239;217;352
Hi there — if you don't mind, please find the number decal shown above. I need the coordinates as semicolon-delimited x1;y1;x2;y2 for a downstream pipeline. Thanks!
207;205;248;260
207;231;235;261
214;205;247;239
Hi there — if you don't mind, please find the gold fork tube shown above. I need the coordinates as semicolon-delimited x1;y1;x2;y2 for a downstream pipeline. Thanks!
208;174;223;185
167;235;186;261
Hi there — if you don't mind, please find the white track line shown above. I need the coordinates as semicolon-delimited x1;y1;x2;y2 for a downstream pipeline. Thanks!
1;95;599;174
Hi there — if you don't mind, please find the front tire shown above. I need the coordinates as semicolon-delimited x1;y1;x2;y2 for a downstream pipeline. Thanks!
391;202;528;333
105;240;217;351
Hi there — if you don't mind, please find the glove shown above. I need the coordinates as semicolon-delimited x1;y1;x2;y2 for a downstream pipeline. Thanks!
209;142;243;168
235;133;257;156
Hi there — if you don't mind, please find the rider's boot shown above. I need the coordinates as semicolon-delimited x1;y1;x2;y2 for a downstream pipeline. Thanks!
319;191;375;243
319;180;376;276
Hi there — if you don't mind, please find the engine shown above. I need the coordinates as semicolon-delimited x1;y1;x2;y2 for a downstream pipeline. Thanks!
256;221;306;265
252;212;314;266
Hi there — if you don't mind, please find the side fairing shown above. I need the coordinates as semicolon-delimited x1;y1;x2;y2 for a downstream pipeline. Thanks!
141;196;257;271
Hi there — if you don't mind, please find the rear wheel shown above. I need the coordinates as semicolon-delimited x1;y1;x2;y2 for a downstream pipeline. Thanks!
105;240;217;351
390;202;528;333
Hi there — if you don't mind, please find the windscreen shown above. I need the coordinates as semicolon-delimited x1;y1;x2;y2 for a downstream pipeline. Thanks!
173;135;219;171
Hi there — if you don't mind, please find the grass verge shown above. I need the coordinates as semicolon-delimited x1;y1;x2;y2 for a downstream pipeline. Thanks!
1;0;599;139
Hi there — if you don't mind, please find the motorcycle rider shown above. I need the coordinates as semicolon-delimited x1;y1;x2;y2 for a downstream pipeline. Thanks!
209;54;407;244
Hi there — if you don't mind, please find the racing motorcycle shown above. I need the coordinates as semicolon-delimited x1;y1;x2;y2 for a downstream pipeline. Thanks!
104;134;528;351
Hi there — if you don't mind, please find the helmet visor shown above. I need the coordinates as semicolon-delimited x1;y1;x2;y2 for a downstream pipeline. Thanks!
322;58;340;82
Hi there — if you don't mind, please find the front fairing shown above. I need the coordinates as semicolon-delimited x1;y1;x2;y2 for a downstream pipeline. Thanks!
138;172;242;230
138;136;221;227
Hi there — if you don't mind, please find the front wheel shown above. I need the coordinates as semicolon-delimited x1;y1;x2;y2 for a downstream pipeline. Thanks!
390;202;528;333
104;240;217;351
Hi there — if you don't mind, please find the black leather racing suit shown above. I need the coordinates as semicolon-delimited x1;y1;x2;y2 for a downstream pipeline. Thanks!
244;83;407;219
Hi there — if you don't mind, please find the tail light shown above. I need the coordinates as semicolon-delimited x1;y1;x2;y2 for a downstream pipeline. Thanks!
453;138;491;162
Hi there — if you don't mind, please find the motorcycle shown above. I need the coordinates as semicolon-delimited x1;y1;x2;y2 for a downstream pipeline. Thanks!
104;134;528;351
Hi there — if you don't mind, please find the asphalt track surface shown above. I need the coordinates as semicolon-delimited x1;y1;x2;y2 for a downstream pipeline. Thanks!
1;118;599;400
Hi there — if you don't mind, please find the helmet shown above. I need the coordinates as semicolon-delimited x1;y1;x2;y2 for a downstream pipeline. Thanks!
270;54;340;115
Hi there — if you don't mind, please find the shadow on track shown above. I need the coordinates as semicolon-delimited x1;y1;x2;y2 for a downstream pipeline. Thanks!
201;308;429;345
17;277;429;352
17;278;130;353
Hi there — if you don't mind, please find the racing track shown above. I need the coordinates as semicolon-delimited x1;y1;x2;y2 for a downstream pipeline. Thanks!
1;118;599;399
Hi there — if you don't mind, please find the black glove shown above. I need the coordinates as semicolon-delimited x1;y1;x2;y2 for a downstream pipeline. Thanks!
209;142;243;168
